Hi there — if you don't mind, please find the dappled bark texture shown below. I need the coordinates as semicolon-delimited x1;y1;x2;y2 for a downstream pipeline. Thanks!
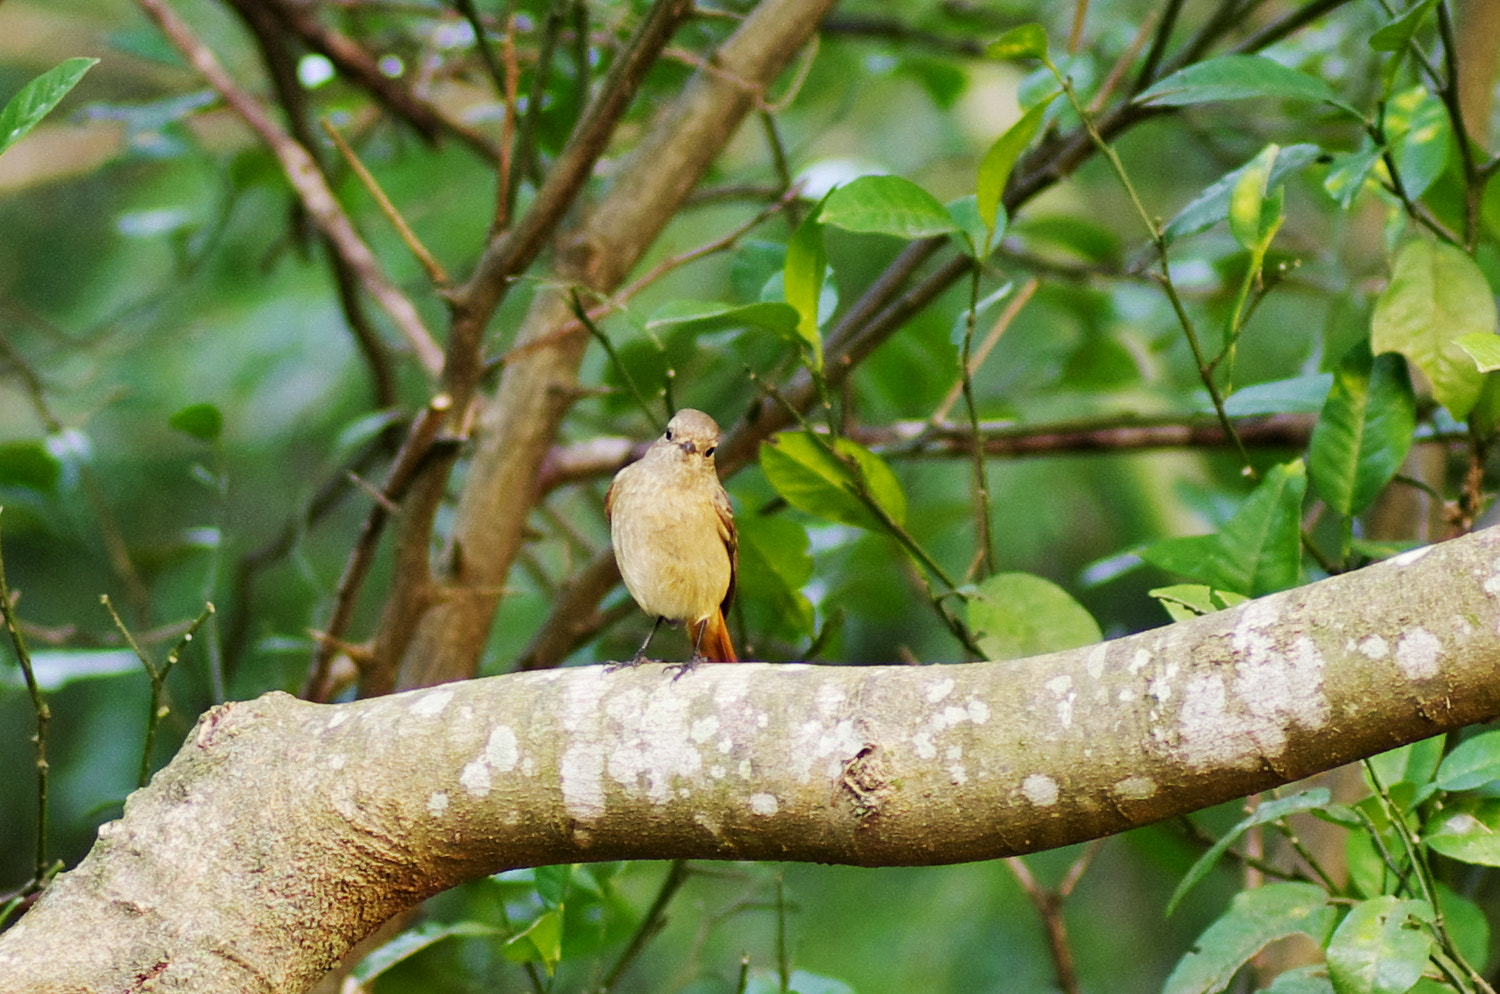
7;526;1500;993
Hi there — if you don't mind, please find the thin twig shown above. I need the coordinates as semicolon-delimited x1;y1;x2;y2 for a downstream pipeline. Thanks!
320;118;450;287
0;511;52;885
135;0;446;378
305;394;454;701
571;290;661;426
1005;856;1082;994
598;860;691;992
957;267;997;578
259;0;496;158
932;277;1038;423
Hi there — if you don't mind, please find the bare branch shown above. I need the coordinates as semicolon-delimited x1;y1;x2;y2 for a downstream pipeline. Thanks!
135;0;446;378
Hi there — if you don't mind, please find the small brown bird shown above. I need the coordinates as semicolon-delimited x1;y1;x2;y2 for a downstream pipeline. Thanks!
605;408;738;670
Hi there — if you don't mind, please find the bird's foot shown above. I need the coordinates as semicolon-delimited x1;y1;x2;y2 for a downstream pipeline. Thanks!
664;656;703;681
604;651;651;673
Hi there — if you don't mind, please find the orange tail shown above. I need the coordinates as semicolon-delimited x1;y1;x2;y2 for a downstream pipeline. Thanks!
695;610;738;662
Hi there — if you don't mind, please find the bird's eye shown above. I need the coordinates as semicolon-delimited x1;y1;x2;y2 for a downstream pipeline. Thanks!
704;445;716;456
664;428;674;441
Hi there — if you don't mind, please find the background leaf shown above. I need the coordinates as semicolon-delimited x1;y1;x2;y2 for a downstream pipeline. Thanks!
1142;461;1306;597
169;403;224;442
1371;239;1497;421
1137;55;1357;115
1325;897;1433;994
0;57;99;159
1164;883;1336;994
820;175;959;240
759;432;907;532
784;212;828;368
1309;344;1417;516
965;572;1101;661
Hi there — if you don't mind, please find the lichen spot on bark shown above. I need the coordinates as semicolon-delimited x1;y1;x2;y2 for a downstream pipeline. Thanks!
1022;773;1059;807
1113;776;1156;800
749;793;779;816
925;677;955;703
1485;557;1500;599
1390;545;1433;567
1395;628;1441;680
428;791;449;817
409;687;454;717
560;741;607;823
486;726;519;773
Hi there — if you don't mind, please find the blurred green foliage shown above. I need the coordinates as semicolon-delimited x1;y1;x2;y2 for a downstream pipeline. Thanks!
4;0;1500;991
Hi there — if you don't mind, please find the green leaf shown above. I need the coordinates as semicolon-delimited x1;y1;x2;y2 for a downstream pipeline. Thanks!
533;864;572;909
1324;145;1384;208
1150;584;1249;622
0;57;99;159
1168;790;1333;916
350;921;497;983
1166;144;1320;242
1264;965;1337;994
503;908;564;973
1217;461;1307;595
1426;805;1500;867
1365;738;1446;811
820;175;959;240
1371;1;1440;97
170;403;224;442
0;441;62;492
1326;897;1434;994
784;211;827;369
976;92;1059;249
645;299;801;338
945;194;1005;259
1386;86;1451;201
1142;534;1240;593
1370;0;1438;52
986;24;1049;62
737;514;816;638
1163;882;1336;994
1432;883;1490;972
1137;55;1358;116
1229;144;1285;253
1372;240;1498;421
1143;461;1306;597
760;432;907;532
1309;344;1417;516
965;572;1101;661
1455;331;1500;372
1431;730;1500;794
1221;373;1334;416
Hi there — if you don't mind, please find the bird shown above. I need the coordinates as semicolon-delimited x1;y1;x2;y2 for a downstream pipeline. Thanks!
605;408;738;672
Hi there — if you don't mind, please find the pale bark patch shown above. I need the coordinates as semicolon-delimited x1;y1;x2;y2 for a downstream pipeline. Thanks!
749;793;779;816
1396;628;1442;679
1114;776;1157;800
925;676;956;703
409;687;454;717
1022;773;1059;806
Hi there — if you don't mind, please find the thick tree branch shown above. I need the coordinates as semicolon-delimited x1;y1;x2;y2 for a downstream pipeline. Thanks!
7;526;1500;992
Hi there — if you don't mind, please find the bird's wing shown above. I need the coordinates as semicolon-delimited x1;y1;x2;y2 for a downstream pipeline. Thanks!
714;484;737;613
